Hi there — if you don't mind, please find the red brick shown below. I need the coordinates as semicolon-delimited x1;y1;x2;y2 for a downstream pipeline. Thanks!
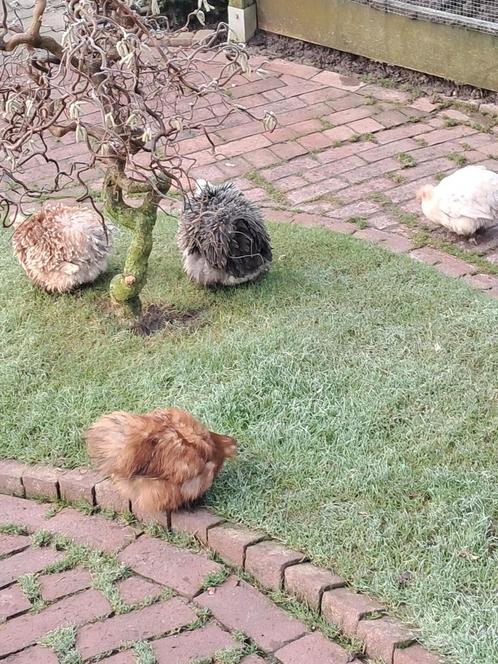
414;125;475;146
265;126;300;144
245;541;305;590
343;158;399;184
296;132;331;151
0;461;25;498
0;547;62;589
365;214;398;230
349;117;385;134
325;106;373;127
58;468;102;504
410;247;445;265
361;139;419;163
326;220;358;235
280;74;327;97
178;134;218;156
231;77;285;99
38;568;92;602
0;585;31;620
374;123;432;145
271;141;308;160
321;587;386;635
99;653;135;664
279;103;331;127
77;598;194;660
241;657;266;664
170;507;224;545
3;645;58;664
435;255;476;278
267;59;321;79
287;179;347;205
153;622;237;663
284;563;345;611
263;88;284;102
394;643;445;664
287;119;325;136
0;495;49;532
327;199;380;220
382;234;414;254
357;617;416;663
245;148;281;169
117;576;163;605
275;632;351;664
463;273;498;290
276;175;309;192
215;121;263;143
316;142;372;164
329;93;366;111
312;70;364;92
393;158;454;184
374;110;408;128
95;479;129;513
262;156;317;182
22;466;59;500
207;524;267;568
0;588;111;657
196;577;308;652
293;213;330;228
46;508;137;553
119;536;221;597
355;228;393;245
0;534;30;558
410;97;438;113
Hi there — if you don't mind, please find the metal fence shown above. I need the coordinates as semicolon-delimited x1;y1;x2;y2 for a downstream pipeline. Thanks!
349;0;498;36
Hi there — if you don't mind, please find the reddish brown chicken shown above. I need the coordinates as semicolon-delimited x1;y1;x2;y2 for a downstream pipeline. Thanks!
85;408;236;513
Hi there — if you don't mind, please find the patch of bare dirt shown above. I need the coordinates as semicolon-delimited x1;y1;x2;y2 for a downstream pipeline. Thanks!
248;30;498;103
132;304;205;336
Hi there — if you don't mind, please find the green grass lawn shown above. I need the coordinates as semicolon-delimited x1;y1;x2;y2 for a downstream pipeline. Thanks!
2;216;498;663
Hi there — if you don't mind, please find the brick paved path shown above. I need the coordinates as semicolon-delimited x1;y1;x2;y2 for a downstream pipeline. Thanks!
11;3;498;296
0;494;368;664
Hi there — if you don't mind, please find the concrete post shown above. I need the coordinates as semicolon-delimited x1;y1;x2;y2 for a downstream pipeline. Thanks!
228;0;257;44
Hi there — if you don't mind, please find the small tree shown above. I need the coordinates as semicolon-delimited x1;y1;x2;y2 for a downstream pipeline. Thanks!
0;0;274;317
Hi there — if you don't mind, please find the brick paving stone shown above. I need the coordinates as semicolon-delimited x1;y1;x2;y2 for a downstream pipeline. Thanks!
0;533;30;558
287;118;325;136
297;131;335;151
349;117;385;134
284;563;345;611
321;587;386;636
0;495;50;532
119;536;221;597
230;77;285;99
46;508;137;553
410;247;446;266
375;123;433;145
0;461;25;497
357;617;416;663
463;273;498;290
287;179;347;205
58;468;102;504
329;92;366;111
316;141;372;164
22;465;60;500
327;199;381;220
322;125;356;143
3;645;58;664
99;652;135;664
343;158;399;184
267;59;321;79
355;228;393;245
299;87;347;105
78;598;194;659
0;588;111;657
382;234;414;254
276;175;309;192
245;147;281;168
394;643;445;664
367;214;400;230
360;138;419;163
245;541;305;590
312;70;364;92
325;106;373;127
0;547;63;589
95;478;130;513
38;568;92;602
434;255;476;278
241;657;266;664
275;632;351;664
153;622;237;663
196;577;308;652
208;524;266;568
374;109;408;128
279;103;331;127
360;85;411;104
262;156;317;182
415;125;475;146
0;585;31;620
305;156;366;182
326;220;358;235
170;507;224;545
117;575;163;605
271;141;308;160
410;97;438;113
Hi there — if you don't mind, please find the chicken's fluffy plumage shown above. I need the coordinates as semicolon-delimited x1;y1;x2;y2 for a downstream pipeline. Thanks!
85;408;237;513
178;180;272;286
417;165;498;236
12;204;113;293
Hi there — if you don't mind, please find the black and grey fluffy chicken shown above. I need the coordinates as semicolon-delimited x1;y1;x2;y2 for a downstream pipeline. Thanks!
178;180;272;287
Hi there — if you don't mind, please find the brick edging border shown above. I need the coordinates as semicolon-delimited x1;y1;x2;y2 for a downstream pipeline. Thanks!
0;460;443;664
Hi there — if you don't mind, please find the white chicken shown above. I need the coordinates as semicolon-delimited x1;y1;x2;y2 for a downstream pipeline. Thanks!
417;165;498;236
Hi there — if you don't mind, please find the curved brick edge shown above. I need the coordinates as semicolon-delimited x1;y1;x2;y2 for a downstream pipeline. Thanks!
0;459;444;664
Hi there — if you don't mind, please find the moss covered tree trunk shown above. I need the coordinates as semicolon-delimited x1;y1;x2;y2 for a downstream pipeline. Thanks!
103;166;170;319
